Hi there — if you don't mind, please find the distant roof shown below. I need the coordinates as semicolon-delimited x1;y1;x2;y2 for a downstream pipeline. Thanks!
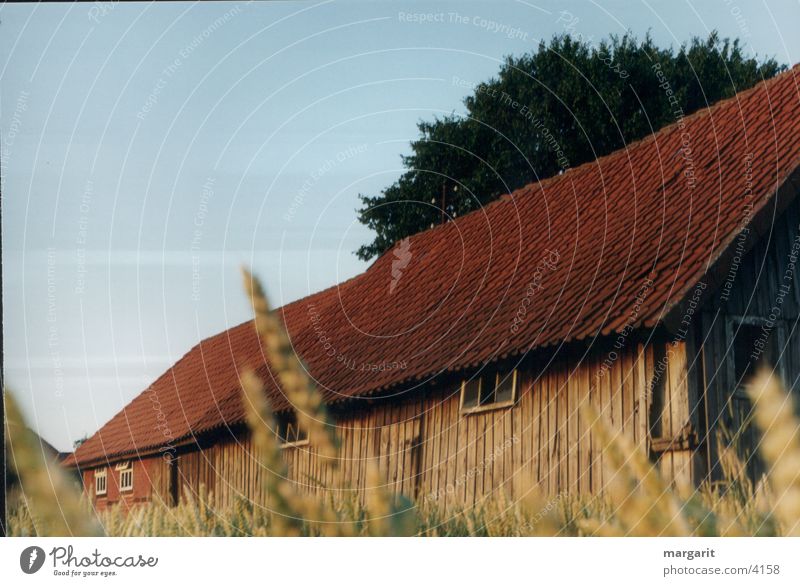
67;65;800;467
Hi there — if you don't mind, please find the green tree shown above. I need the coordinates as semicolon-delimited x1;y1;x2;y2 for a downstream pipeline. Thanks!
356;32;784;260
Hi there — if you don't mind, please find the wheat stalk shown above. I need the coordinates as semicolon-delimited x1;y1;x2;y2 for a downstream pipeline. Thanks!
4;390;102;536
241;268;365;535
580;397;691;536
241;267;416;536
746;370;800;536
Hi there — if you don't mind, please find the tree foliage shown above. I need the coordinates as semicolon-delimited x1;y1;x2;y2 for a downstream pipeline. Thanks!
356;32;784;260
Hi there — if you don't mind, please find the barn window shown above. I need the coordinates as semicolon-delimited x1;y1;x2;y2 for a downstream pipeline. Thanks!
276;412;308;447
117;461;133;492
95;468;107;496
460;368;517;413
728;316;784;389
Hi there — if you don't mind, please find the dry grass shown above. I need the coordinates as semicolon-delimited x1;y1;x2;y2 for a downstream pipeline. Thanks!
6;270;800;536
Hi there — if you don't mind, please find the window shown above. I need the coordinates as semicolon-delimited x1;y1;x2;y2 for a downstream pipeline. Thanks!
95;468;107;496
728;316;784;388
276;413;308;447
733;323;765;382
118;461;133;492
460;368;517;412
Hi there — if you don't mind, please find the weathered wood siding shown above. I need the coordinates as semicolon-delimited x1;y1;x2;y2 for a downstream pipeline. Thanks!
150;337;694;509
696;196;800;480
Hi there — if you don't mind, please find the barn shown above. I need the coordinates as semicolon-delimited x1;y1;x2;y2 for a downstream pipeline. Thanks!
64;65;800;511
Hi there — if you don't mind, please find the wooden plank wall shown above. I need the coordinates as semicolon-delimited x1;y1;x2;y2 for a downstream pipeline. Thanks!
699;196;800;481
154;338;697;509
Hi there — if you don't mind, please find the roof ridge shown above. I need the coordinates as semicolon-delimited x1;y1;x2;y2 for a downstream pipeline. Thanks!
375;64;800;245
279;65;800;315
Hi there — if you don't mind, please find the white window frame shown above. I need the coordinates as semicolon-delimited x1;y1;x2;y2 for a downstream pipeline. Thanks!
95;468;107;496
460;369;517;414
118;461;133;492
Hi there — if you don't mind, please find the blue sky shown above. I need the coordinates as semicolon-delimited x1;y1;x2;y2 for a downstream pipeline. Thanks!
3;0;799;451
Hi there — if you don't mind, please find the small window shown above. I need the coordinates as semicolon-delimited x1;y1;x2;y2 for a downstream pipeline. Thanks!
461;368;517;412
118;461;133;492
495;369;516;403
462;378;481;408
480;373;497;405
276;413;308;446
730;318;781;386
95;468;107;496
733;323;763;382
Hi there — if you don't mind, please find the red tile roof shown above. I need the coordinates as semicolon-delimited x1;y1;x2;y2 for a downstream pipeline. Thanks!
67;65;800;467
